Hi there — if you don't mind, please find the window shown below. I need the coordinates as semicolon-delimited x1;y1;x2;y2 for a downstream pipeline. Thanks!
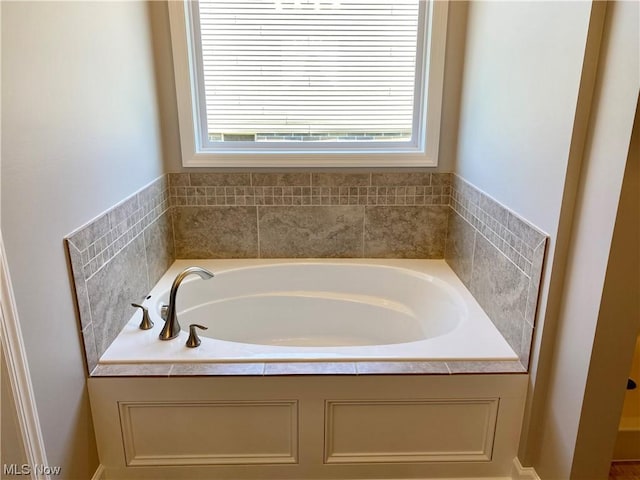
169;0;448;167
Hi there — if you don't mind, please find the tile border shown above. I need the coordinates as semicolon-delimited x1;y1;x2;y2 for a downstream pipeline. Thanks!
450;175;547;278
169;172;451;207
67;176;171;279
90;360;527;377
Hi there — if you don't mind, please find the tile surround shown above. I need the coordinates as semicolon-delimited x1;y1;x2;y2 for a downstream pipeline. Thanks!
171;172;452;259
446;360;527;374
355;361;449;375
258;205;364;258
449;176;546;276
66;176;174;373
144;212;175;286
444;211;475;286
91;363;173;377
169;363;266;376
470;234;530;355
68;176;171;278
364;205;448;258
445;175;548;368
86;235;149;356
169;172;451;208
173;206;259;258
67;171;547;376
263;362;357;375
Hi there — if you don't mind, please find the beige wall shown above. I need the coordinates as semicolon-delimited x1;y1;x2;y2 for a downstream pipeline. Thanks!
535;1;639;475
571;94;638;478
1;2;635;478
456;0;639;476
454;0;597;466
1;1;164;478
148;1;468;173
455;0;593;234
453;0;639;476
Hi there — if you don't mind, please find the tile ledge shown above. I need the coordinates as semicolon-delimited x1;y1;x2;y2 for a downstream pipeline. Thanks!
90;360;527;377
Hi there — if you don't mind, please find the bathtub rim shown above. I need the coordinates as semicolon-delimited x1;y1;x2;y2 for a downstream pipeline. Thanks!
95;259;523;375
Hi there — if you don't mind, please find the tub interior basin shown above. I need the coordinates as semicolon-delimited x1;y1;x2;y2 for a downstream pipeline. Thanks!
153;262;466;349
177;291;425;347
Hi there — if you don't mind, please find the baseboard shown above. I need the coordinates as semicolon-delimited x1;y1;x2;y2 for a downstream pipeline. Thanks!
91;464;106;480
613;428;640;461
512;457;541;480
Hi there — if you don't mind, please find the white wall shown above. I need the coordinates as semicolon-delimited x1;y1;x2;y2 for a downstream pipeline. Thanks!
1;2;164;477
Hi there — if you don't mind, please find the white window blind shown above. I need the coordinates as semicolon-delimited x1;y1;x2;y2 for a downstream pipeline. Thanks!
195;0;422;143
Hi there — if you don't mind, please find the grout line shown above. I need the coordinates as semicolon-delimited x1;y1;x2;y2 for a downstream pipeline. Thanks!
535;236;548;251
256;206;261;258
469;219;477;287
170;202;178;260
142;222;151;293
443;204;451;257
361;205;366;258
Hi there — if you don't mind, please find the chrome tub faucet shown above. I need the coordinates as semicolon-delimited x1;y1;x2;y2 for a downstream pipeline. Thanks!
159;266;214;341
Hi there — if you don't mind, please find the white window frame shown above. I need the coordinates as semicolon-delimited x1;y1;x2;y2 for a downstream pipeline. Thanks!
168;0;448;168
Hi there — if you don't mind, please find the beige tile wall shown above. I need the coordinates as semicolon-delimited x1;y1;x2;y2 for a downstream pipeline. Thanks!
170;172;452;259
445;175;548;368
66;176;173;372
66;171;547;374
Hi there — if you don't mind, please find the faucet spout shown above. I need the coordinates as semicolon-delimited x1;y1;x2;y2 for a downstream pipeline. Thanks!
159;266;214;340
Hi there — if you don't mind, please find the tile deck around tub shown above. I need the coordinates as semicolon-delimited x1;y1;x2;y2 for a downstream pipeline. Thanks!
91;360;526;377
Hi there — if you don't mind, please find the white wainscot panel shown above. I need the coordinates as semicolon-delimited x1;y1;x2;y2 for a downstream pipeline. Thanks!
119;400;298;466
324;398;499;463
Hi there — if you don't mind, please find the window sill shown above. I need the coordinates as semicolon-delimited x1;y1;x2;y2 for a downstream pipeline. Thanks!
183;151;438;168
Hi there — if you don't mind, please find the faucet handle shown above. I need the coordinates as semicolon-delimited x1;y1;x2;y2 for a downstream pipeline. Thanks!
186;324;208;348
131;303;154;330
160;304;169;321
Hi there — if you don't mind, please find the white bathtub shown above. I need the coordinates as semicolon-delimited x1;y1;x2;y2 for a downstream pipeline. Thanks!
99;259;518;363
